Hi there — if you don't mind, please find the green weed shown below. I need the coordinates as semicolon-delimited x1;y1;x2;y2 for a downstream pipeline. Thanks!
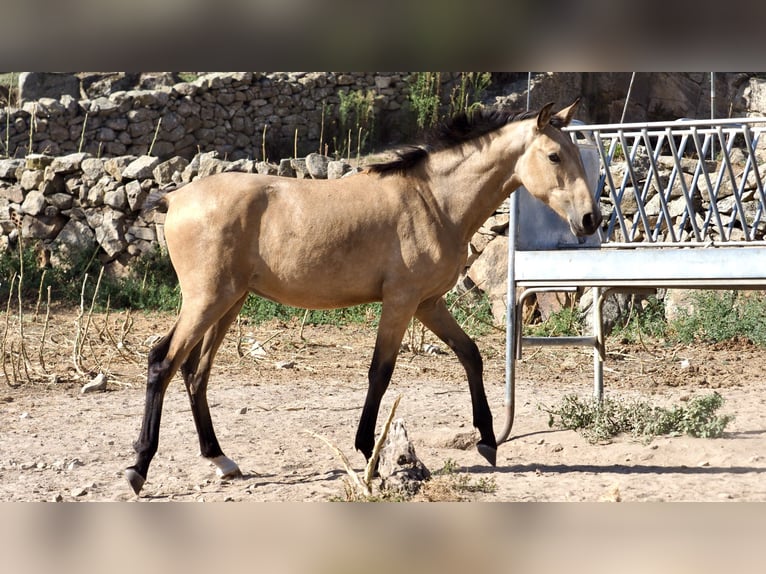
542;392;734;444
670;290;766;345
611;294;668;343
525;306;583;337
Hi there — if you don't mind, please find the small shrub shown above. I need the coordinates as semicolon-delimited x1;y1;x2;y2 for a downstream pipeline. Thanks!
525;306;583;337
542;392;734;443
671;290;766;345
419;458;496;501
611;294;668;343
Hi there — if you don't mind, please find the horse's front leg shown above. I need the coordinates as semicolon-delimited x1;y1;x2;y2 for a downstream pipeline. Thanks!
416;297;497;465
355;301;415;461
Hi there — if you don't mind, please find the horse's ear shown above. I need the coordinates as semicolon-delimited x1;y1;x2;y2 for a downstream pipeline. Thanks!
554;97;581;127
536;102;555;131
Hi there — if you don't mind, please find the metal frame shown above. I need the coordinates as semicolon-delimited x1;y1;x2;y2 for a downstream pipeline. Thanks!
499;117;766;444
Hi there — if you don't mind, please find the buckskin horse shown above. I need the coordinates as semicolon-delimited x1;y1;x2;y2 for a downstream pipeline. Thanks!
125;99;601;495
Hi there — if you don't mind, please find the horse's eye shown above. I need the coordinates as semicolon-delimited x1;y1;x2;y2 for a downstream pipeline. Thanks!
548;152;560;163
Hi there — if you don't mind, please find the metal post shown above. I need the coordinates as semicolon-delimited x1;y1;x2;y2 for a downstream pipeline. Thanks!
498;190;520;444
592;286;604;400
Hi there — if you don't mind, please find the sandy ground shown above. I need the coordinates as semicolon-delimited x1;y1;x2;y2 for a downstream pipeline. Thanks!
1;310;765;502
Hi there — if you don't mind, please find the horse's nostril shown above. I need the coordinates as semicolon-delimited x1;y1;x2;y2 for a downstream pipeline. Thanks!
582;212;601;233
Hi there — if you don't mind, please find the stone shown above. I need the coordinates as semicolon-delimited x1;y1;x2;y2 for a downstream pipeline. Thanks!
81;158;106;182
290;157;309;178
122;155;160;180
305;153;330;179
19;170;44;191
93;208;126;258
255;161;278;175
466;236;508;325
378;419;430;496
50;152;90;174
1;183;24;203
81;373;107;394
48;193;73;211
18;72;80;102
104;156;137;182
25;154;54;170
152;156;189;185
125;181;148;211
20;190;46;215
104;188;128;211
21;213;65;240
277;158;295;177
197;153;228;177
327;160;351;179
0;159;24;180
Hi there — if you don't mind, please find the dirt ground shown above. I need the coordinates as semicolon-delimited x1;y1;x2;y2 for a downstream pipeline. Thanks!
1;309;765;502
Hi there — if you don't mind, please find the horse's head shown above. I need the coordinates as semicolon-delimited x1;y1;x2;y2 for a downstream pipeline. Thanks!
516;99;602;237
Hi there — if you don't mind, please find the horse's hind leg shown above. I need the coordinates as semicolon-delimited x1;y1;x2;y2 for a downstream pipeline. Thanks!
125;330;178;495
125;297;244;496
181;295;247;479
415;297;497;466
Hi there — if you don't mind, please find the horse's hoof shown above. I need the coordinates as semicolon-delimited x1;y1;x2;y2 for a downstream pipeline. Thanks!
125;467;145;496
210;455;242;479
476;443;497;466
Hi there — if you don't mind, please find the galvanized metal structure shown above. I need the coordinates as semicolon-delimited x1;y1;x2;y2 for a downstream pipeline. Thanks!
499;117;766;443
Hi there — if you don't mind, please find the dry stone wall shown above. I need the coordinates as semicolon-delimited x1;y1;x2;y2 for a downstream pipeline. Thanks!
1;72;456;163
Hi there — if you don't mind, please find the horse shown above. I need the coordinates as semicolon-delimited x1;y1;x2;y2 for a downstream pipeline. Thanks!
125;99;602;495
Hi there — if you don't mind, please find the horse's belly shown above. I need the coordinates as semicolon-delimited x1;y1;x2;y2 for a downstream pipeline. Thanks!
249;267;382;310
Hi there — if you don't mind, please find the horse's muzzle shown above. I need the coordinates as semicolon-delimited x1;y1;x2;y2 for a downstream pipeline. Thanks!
572;210;602;237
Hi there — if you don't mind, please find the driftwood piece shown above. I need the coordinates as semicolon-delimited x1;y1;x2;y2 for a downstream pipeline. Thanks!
378;418;430;496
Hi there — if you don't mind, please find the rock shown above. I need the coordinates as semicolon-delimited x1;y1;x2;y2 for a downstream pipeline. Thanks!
255;161;278;175
50;152;90;175
20;169;44;191
125;180;147;211
197;152;228;177
153;156;189;185
249;341;267;358
290;157;309;178
305;153;330;179
50;219;97;266
466;236;508;325
444;430;480;450
275;360;295;369
81;157;106;182
18;72;80;102
25;154;54;170
0;159;24;180
378;419;430;496
327;160;352;179
104;156;137;182
20;190;46;215
81;372;107;393
277;158;295;177
104;188;128;211
122;155;160;180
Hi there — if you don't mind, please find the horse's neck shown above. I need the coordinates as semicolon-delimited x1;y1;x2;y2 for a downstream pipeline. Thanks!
428;124;527;242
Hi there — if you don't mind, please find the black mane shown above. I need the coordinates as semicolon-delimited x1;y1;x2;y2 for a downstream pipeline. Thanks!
368;106;564;175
